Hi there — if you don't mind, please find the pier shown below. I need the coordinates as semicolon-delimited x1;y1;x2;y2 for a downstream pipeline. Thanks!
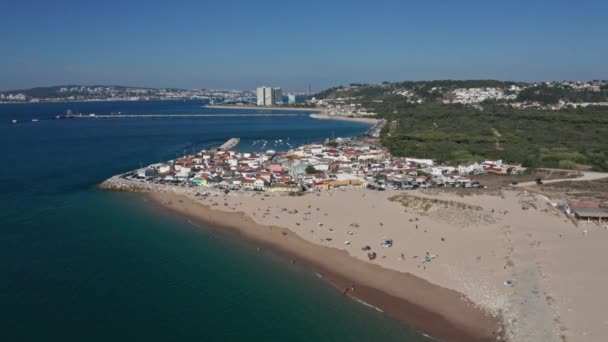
57;113;309;119
364;119;386;138
219;138;240;151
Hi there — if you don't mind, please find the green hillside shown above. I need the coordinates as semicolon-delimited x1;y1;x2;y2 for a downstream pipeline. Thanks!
316;81;608;171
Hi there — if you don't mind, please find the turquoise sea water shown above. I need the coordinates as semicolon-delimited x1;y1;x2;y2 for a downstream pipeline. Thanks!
0;100;427;341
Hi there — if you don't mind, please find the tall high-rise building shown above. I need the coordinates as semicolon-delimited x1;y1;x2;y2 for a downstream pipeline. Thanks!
265;88;274;106
256;86;283;106
257;87;270;106
272;88;282;105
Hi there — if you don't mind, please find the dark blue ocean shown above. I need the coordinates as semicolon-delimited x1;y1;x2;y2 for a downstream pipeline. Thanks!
0;100;426;341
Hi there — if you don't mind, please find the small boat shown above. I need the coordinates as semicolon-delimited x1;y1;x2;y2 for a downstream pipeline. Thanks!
32;119;39;122
12;119;17;124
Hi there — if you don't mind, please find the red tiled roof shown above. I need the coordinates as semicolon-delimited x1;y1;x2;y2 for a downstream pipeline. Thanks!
568;200;600;209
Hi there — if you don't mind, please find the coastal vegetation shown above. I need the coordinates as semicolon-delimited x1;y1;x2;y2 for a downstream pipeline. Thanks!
389;193;481;212
305;165;319;174
388;193;494;226
377;103;608;171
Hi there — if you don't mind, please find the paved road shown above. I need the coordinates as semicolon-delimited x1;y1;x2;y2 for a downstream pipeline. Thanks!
516;169;608;187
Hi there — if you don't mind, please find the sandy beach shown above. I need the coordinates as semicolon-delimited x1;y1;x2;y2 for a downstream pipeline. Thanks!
204;104;381;125
101;175;608;341
147;190;498;341
308;112;380;125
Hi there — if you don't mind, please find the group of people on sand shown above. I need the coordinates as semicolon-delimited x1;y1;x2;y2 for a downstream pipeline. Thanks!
342;284;356;295
360;245;378;260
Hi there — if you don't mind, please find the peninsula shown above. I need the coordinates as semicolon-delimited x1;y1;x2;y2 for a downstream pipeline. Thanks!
100;135;608;342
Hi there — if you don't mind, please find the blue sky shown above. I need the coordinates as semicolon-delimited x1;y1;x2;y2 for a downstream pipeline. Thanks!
1;0;607;91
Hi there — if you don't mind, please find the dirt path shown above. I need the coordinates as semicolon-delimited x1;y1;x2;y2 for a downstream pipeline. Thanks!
492;128;503;150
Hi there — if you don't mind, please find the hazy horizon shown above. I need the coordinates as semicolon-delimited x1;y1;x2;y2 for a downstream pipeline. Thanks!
4;77;608;94
2;0;607;91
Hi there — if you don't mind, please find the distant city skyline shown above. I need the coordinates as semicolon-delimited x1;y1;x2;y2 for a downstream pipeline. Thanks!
2;0;608;91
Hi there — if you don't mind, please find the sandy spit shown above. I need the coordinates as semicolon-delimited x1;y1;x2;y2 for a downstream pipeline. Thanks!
308;113;380;124
204;104;380;124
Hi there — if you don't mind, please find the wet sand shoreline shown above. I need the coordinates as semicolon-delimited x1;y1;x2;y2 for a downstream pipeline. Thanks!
146;191;499;342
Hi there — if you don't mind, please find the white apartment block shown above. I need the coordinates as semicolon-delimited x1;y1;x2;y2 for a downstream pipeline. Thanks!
257;86;283;106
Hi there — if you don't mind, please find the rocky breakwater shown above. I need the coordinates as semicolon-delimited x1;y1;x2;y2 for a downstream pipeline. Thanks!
99;176;158;193
98;175;206;197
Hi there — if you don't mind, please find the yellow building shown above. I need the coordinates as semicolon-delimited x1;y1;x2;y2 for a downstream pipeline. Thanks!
191;177;208;187
313;182;330;191
267;184;300;192
328;179;365;188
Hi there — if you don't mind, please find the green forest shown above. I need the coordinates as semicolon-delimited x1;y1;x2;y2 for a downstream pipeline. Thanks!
516;85;608;104
378;103;608;171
